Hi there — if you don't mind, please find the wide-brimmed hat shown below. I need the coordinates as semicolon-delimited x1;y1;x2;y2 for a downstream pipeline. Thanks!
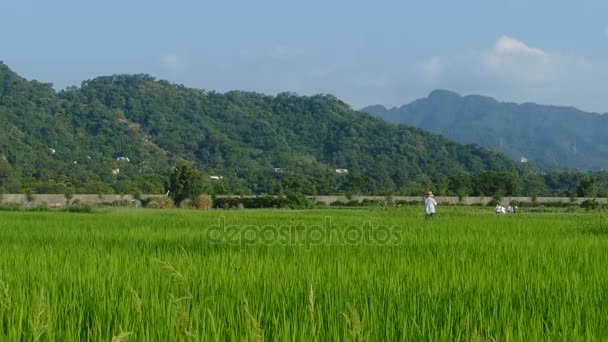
427;191;434;197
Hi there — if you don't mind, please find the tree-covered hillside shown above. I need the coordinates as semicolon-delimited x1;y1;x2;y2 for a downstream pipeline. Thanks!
363;90;608;171
1;62;519;195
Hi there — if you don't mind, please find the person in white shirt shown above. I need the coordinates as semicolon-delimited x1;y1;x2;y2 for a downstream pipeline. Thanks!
424;191;437;219
495;204;508;214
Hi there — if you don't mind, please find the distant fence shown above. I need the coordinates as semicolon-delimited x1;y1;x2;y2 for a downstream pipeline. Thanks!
2;194;603;207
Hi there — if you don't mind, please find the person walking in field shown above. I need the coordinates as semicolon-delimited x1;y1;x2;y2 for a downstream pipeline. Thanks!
424;191;437;219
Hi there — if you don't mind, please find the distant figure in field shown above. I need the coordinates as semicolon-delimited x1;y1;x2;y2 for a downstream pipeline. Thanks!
424;191;437;219
507;205;514;213
495;204;506;214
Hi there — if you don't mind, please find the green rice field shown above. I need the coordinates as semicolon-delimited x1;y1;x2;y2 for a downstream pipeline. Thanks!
1;206;607;340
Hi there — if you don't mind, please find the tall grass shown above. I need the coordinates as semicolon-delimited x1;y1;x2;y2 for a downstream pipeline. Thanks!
0;207;607;340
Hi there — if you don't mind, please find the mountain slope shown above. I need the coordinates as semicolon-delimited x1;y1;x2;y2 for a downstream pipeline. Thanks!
363;90;608;171
0;63;519;194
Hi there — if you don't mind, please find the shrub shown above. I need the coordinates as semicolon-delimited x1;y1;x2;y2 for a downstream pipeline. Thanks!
140;197;154;207
580;199;600;210
360;199;384;207
394;200;421;206
329;200;347;207
159;197;175;209
213;196;287;209
565;205;579;213
25;189;35;203
64;188;74;205
32;202;49;211
487;199;500;207
509;200;526;207
0;203;23;211
195;194;213;211
179;198;194;209
62;204;94;213
146;197;175;209
384;195;394;207
145;200;159;209
102;199;132;207
286;191;315;209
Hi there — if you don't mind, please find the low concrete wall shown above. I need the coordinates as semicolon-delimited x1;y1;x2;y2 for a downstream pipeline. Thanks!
217;195;607;206
310;195;607;205
1;194;605;207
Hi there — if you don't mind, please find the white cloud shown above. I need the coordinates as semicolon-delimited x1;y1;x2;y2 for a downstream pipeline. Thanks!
481;36;558;85
494;35;545;56
417;35;608;112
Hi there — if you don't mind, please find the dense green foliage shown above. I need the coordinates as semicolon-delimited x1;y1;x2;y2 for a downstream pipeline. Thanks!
0;62;520;195
1;208;608;340
364;89;608;171
167;164;211;205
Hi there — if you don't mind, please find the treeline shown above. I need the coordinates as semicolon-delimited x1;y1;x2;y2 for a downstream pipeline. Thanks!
425;169;608;198
162;164;608;209
1;62;607;198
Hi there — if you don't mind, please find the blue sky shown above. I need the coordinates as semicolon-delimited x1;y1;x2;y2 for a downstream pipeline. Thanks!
2;0;608;112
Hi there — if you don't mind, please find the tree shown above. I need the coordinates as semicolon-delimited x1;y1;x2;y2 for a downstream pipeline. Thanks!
167;164;211;205
474;171;519;197
447;174;473;197
576;176;597;197
521;173;548;197
0;62;525;196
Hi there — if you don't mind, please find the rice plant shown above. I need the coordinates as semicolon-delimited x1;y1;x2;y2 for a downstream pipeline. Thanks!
0;207;607;340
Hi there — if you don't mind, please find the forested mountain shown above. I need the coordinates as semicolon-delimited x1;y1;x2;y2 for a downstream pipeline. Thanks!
1;62;520;195
363;90;608;171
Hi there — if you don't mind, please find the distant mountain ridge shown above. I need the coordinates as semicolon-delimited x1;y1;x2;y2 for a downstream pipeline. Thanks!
363;90;608;171
0;63;518;195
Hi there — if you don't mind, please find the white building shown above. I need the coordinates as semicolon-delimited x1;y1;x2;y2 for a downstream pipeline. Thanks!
335;169;349;174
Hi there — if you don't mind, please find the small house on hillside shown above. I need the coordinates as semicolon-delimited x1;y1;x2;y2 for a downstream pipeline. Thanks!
335;169;349;174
